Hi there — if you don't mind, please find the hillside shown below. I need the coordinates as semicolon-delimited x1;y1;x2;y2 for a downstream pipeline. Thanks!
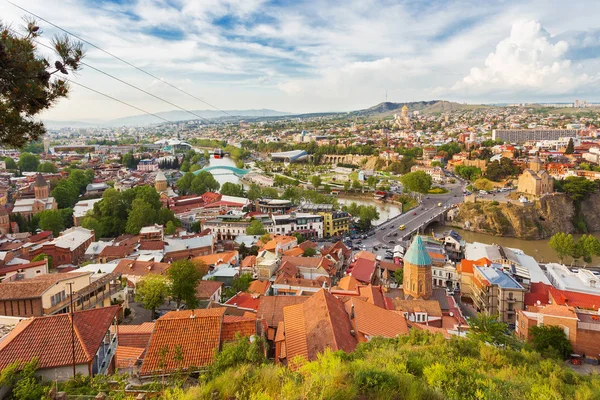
450;192;600;239
349;100;490;118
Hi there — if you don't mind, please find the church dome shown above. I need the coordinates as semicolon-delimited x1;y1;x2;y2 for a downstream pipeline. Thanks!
403;235;431;266
155;171;167;182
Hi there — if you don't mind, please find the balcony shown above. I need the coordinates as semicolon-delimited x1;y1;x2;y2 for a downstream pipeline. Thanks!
44;273;122;315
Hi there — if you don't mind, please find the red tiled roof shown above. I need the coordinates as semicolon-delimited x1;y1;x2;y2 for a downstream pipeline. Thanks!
283;289;357;366
280;256;336;276
347;258;377;284
196;280;223;299
0;260;46;276
548;287;600;310
298;241;317;251
27;231;53;243
248;280;271;295
282;247;304;257
348;298;409;338
139;241;165;251
224;292;261;311
114;260;170;277
0;272;91;300
99;245;136;258
241;255;256;268
116;346;145;369
256;296;309;328
141;314;222;375
524;282;551;307
221;316;256;342
0;306;119;370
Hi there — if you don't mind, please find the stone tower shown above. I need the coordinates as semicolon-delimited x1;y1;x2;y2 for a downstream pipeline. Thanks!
34;174;49;199
155;170;167;193
403;235;432;300
530;156;542;172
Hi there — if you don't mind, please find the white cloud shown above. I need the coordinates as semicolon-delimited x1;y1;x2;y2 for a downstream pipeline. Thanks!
449;20;598;96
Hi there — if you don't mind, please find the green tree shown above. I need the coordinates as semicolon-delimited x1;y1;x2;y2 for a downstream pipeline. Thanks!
176;172;195;195
1;20;84;147
165;221;176;235
220;182;244;197
246;183;263;201
125;198;157;234
467;313;513;347
38;210;64;236
388;157;416;175
575;234;600;264
168;260;203;309
190;221;202;233
246;220;266;235
36;162;57;173
400;171;432;194
303;247;317;257
31;253;53;269
565;138;574;154
394;269;403;285
529;325;572;359
82;216;104;238
559;176;597;201
190;171;220;195
157;208;178;226
4;157;17;170
311;175;322;188
292;232;305;244
135;274;169;319
344;180;351;191
366;175;377;188
51;180;79;208
352;179;362;190
548;232;576;262
18;153;39;172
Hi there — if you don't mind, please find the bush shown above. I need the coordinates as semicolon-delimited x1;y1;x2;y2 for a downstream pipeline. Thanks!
428;187;449;194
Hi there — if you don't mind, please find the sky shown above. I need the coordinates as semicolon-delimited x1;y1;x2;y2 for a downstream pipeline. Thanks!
4;0;600;121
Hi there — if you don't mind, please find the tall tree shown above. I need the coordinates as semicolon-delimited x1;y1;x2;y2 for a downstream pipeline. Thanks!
529;325;572;359
38;210;64;236
168;260;203;309
190;171;220;195
246;220;266;235
135;274;169;319
400;171;432;194
564;138;574;155
1;20;84;147
18;153;39;172
125;198;156;234
221;182;244;197
548;232;576;262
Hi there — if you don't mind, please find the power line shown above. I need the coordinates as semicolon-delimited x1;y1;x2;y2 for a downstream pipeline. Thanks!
20;31;215;124
6;27;175;125
65;79;173;124
5;0;235;118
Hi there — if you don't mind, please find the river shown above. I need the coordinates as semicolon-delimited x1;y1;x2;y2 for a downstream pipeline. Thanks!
430;225;600;265
337;196;403;226
206;155;244;187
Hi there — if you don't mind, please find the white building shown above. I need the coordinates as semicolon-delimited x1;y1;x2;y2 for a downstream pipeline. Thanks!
545;263;600;295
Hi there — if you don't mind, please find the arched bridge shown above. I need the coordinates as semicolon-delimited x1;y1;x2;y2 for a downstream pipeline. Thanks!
195;165;250;175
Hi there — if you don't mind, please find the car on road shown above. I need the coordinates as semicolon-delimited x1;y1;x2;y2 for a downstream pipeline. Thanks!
437;202;442;207
392;232;398;237
388;240;396;244
384;254;393;259
413;211;417;215
399;225;406;230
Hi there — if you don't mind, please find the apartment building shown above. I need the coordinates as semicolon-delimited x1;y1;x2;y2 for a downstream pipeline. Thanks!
470;265;525;323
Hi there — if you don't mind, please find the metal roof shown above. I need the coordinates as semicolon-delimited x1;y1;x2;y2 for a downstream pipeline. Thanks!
403;236;432;266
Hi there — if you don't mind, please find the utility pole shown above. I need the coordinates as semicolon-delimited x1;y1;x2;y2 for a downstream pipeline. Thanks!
66;282;76;378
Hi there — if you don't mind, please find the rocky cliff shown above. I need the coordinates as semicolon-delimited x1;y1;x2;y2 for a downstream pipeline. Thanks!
450;192;600;239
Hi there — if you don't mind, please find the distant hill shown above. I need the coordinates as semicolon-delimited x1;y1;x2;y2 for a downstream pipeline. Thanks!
349;100;491;118
44;108;291;128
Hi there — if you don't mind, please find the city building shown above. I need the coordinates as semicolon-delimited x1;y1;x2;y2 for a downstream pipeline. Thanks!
545;263;600;296
471;265;525;323
0;306;120;380
73;198;103;226
410;165;445;183
38;227;96;267
12;174;57;218
137;159;159;172
492;129;578;144
318;210;352;237
256;198;293;214
403;236;433;300
516;304;599;357
0;271;122;317
517;156;554;196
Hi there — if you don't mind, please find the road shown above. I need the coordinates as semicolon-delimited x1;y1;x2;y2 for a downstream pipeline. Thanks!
374;179;466;246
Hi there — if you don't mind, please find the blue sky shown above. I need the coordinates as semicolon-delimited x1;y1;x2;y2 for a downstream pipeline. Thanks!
5;0;600;120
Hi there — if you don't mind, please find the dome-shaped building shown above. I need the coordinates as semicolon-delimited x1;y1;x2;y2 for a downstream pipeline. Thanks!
403;235;432;299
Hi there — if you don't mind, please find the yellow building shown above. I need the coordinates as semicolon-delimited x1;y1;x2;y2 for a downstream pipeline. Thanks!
318;211;352;238
517;156;553;196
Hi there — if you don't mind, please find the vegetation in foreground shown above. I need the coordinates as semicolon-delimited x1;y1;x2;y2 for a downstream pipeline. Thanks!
4;329;598;400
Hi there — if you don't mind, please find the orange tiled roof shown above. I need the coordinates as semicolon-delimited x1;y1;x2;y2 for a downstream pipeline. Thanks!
196;280;223;299
256;296;309;328
0;272;91;300
0;306;119;370
241;255;256;268
224;292;261;311
221;316;256;342
282;247;304;257
537;304;578;319
192;251;238;267
283;289;357;366
248;280;271;295
141;314;222;375
337;276;359;291
114;260;170;277
116;346;145;369
160;308;225;320
349;298;409;338
393;299;443;317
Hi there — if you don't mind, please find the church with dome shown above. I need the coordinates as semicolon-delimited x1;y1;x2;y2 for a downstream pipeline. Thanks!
393;104;411;129
517;156;553;197
11;174;57;218
403;235;433;300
